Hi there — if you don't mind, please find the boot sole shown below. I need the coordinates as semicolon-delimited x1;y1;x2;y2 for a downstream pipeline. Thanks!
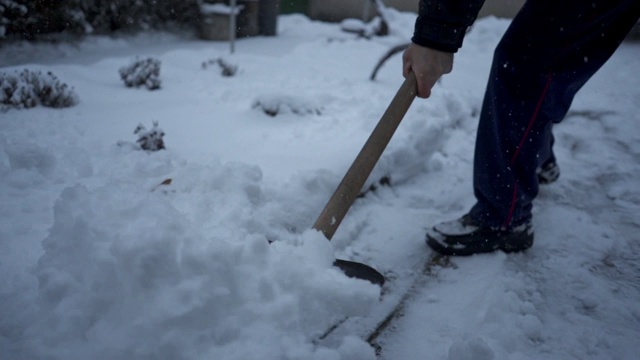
426;231;534;256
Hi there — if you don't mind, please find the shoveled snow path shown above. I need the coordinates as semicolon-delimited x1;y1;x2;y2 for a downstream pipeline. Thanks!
356;40;640;360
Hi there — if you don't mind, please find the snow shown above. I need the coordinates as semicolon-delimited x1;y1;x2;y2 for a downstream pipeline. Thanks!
1;11;639;360
200;3;244;16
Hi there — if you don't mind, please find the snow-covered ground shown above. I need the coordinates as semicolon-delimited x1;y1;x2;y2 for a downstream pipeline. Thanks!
1;11;639;360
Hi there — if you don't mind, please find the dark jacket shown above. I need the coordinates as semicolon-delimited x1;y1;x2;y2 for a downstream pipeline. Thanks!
412;0;486;53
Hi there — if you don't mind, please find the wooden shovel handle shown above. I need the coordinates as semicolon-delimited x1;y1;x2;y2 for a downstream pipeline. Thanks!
313;72;418;240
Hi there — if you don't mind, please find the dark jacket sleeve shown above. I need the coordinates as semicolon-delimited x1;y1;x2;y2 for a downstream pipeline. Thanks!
412;0;486;53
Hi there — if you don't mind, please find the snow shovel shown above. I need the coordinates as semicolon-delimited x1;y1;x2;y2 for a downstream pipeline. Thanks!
316;72;418;287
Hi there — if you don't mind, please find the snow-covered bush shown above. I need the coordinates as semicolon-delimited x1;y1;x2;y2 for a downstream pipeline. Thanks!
82;0;200;34
0;69;79;110
119;58;161;90
1;0;201;40
202;57;238;77
134;121;165;151
252;94;323;117
117;121;165;151
0;0;90;40
0;1;27;38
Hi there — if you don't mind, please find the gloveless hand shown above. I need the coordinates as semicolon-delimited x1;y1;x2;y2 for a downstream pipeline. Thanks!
402;43;454;98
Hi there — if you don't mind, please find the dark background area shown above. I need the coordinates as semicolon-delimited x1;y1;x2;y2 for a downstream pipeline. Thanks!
0;0;308;42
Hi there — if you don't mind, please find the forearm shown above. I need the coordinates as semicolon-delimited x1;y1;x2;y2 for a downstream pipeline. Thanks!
412;0;486;53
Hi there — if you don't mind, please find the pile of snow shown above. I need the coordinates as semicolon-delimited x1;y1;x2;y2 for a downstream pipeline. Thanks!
30;177;378;359
1;144;380;359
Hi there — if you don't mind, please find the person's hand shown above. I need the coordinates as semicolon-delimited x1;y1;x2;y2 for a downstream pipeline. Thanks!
402;43;454;98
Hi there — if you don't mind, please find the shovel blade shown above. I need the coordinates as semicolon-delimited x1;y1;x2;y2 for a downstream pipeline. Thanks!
334;259;385;286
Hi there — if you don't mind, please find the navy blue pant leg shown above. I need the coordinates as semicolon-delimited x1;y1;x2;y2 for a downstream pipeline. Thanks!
469;0;640;228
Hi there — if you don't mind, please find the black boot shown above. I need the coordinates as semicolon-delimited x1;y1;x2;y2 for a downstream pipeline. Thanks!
426;214;534;256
